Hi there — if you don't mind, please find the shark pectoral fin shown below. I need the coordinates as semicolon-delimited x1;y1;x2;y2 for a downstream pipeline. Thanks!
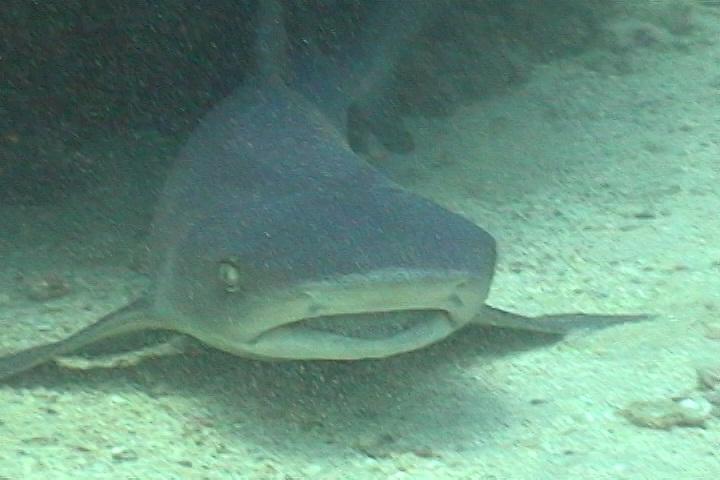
471;305;653;335
54;334;193;371
0;298;161;381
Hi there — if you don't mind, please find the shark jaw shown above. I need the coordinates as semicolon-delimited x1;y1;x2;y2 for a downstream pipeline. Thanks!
194;269;488;360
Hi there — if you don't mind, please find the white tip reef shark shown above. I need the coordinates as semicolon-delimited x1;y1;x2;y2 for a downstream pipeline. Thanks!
0;1;647;380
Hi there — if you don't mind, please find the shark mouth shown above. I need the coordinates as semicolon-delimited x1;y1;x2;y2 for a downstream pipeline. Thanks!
295;310;436;339
248;309;455;360
198;269;489;361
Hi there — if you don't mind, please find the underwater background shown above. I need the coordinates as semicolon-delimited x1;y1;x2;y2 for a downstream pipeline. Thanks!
1;1;719;478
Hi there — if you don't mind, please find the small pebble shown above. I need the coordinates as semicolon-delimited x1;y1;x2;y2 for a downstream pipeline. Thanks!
24;274;72;301
620;397;712;430
110;446;138;462
696;365;720;391
633;210;656;219
703;322;720;340
704;390;720;407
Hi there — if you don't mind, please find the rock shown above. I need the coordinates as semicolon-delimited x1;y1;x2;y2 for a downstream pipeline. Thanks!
23;273;72;301
620;397;712;430
696;365;720;391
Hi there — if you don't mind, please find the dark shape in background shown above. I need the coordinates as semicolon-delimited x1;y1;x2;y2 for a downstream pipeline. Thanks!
0;0;611;204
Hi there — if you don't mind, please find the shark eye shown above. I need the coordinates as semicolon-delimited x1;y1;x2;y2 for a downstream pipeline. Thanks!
218;260;241;293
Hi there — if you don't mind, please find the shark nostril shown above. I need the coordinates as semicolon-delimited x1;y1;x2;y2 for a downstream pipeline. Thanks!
306;304;323;315
448;294;464;308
